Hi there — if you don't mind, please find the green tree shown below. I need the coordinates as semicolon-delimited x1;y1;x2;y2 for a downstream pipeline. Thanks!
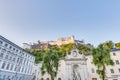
31;49;46;63
92;44;114;80
103;41;114;49
78;45;92;54
41;49;59;80
115;42;120;49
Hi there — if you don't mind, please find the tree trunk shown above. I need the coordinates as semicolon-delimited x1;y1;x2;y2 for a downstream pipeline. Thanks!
51;76;54;80
102;64;105;80
50;74;54;80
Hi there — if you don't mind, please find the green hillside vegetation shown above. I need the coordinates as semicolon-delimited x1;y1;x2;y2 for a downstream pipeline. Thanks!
115;42;120;49
30;43;92;63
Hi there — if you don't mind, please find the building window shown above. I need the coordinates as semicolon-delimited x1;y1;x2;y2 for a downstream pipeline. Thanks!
25;68;27;73
1;49;6;53
10;64;14;70
115;60;119;64
13;57;16;61
92;78;97;80
9;56;12;60
14;66;17;71
118;68;120;73
47;78;49;80
0;41;3;45
6;63;10;70
13;48;15;51
1;62;6;69
18;67;21;72
0;53;4;57
5;55;8;59
7;51;10;54
12;76;14;79
92;68;95;73
17;58;19;62
16;49;18;52
0;74;1;79
110;69;114;73
3;75;6;79
0;60;1;65
58;78;61;80
7;76;10;80
21;67;24;72
26;54;27;57
4;43;8;47
113;53;116;56
19;77;22;80
9;46;12;49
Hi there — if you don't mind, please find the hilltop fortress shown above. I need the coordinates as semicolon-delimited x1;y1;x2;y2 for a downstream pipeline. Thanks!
22;35;93;50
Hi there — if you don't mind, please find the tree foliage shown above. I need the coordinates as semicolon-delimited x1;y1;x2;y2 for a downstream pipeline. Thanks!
103;41;114;49
60;43;75;57
31;49;46;63
78;45;92;54
92;44;114;80
41;49;59;80
115;42;120;49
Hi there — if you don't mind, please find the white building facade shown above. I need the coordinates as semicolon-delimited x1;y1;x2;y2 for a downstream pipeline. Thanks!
86;48;120;80
35;48;120;80
0;35;35;80
37;47;89;80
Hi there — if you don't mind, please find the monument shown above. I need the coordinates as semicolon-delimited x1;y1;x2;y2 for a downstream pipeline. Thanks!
64;46;89;80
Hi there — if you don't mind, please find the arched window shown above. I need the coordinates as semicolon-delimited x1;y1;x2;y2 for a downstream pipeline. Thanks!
58;78;61;80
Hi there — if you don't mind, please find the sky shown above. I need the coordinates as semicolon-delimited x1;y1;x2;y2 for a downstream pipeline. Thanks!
0;0;120;46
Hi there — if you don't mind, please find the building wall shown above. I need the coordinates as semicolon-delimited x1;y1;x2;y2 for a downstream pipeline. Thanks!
0;36;35;80
86;49;120;80
35;49;120;80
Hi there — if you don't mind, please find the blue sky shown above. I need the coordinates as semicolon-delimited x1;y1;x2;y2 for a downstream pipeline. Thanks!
0;0;120;46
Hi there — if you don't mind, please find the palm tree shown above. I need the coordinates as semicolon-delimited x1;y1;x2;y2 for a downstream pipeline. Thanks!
92;44;114;80
41;49;59;80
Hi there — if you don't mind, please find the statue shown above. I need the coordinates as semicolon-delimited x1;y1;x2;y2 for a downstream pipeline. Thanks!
72;65;81;80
